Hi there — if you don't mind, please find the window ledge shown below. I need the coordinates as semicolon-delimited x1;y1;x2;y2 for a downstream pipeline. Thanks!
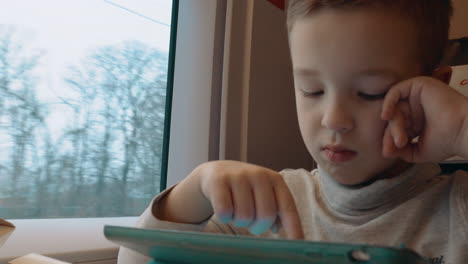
0;217;137;264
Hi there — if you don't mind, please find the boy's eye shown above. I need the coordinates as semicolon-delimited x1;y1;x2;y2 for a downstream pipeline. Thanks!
358;92;387;101
301;90;323;97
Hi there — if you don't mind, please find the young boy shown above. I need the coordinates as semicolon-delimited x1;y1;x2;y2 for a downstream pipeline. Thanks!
118;0;468;263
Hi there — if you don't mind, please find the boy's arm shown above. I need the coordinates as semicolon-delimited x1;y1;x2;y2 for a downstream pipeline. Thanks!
154;164;214;224
455;110;468;159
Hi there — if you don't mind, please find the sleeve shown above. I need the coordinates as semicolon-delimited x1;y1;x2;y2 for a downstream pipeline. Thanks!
117;184;249;264
453;170;468;240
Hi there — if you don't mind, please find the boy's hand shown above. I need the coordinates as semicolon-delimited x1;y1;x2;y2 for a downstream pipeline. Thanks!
198;160;304;240
381;76;468;162
157;160;304;240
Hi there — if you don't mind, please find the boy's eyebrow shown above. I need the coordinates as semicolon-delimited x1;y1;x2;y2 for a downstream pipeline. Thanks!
293;68;400;80
357;69;400;80
293;68;320;77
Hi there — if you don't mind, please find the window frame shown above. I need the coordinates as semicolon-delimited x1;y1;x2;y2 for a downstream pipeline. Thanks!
0;0;228;262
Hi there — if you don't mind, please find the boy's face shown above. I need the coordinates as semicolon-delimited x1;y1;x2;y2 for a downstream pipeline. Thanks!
290;9;423;185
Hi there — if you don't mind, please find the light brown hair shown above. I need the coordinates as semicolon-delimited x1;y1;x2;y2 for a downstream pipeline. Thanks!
286;0;453;74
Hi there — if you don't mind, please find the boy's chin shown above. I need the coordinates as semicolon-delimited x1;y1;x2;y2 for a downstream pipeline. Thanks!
321;160;411;187
330;174;374;187
319;164;375;186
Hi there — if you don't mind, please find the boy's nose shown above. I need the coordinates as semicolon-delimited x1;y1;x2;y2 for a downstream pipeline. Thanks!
321;103;354;133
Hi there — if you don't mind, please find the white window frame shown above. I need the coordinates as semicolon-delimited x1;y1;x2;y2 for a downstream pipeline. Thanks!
0;0;227;263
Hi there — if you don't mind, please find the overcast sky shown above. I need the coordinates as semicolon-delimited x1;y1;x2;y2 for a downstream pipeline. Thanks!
0;0;172;98
0;0;173;136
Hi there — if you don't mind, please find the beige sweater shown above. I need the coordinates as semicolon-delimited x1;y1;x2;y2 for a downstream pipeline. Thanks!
117;163;468;264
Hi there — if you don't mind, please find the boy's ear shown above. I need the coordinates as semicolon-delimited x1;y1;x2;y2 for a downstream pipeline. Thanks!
432;65;452;84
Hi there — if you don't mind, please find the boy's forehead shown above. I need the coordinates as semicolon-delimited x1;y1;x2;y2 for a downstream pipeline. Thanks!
289;9;422;79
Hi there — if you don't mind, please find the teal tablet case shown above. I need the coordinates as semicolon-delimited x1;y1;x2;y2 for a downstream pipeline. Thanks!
104;225;426;264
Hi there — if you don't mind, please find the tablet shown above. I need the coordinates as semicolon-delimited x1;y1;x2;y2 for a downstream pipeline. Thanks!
104;225;426;264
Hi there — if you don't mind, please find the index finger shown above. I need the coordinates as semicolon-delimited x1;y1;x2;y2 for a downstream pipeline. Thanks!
273;179;304;240
381;78;423;121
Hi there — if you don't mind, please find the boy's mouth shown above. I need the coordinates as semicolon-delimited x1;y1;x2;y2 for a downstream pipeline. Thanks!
322;145;357;162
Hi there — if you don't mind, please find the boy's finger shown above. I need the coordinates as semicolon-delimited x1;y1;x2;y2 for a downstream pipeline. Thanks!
398;101;412;130
381;78;421;120
249;177;277;235
382;126;397;158
248;217;276;235
408;89;424;138
208;178;234;223
381;87;402;120
273;180;304;240
388;107;408;148
230;176;255;227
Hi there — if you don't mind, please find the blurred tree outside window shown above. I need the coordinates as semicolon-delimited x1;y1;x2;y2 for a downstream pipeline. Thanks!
0;0;173;218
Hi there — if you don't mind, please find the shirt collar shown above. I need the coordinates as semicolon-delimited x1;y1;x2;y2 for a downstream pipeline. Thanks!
317;163;441;215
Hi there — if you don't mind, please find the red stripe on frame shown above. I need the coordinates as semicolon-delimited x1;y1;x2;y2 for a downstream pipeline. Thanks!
267;0;285;10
